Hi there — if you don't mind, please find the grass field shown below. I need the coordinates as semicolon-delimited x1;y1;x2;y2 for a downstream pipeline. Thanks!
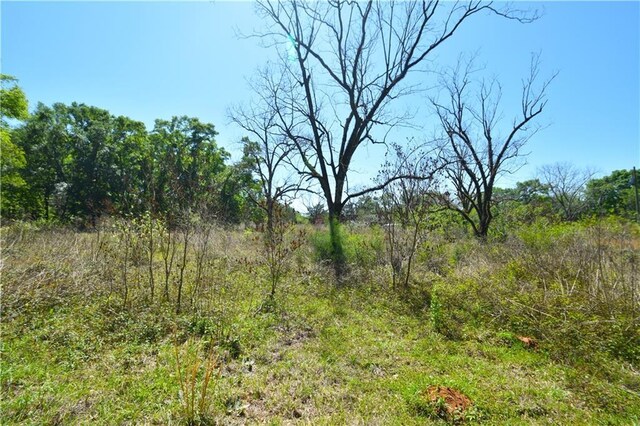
2;220;639;424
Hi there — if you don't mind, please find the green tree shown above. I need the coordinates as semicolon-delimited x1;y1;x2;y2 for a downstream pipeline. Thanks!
15;103;72;219
150;116;228;220
492;180;554;231
216;162;258;224
15;102;149;222
13;103;250;224
0;74;29;218
64;103;118;225
108;116;149;216
513;179;550;204
586;169;638;218
0;75;28;121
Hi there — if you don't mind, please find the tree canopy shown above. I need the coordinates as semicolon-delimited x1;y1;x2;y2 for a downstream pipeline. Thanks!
1;75;30;218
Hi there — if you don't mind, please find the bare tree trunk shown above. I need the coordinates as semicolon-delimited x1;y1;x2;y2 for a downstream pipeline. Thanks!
162;225;177;302
122;228;130;308
148;214;155;302
191;224;211;308
404;221;420;289
329;211;347;284
176;226;191;314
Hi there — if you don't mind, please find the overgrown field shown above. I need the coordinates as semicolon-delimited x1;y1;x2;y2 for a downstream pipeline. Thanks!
2;218;639;424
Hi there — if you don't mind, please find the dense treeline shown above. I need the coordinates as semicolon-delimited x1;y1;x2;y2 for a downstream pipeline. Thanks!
2;92;259;225
1;74;638;230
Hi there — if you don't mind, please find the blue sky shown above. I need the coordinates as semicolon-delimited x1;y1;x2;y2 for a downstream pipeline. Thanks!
2;1;639;191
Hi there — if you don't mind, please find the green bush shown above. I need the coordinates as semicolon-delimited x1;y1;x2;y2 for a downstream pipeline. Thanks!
309;223;384;268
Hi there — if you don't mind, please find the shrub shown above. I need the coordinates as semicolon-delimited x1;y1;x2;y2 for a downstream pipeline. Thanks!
309;224;384;269
433;217;640;365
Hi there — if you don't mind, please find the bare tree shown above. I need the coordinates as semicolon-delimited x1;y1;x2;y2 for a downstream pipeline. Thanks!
304;200;327;225
539;162;595;221
230;85;301;238
252;0;535;269
230;94;306;304
377;143;441;289
433;54;555;238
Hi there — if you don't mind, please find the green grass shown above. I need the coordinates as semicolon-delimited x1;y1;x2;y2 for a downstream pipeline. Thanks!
3;287;639;424
2;224;639;424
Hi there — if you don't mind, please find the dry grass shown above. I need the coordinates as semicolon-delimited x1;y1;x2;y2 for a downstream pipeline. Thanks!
1;218;639;424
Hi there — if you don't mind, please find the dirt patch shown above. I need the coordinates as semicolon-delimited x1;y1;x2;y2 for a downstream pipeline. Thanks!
283;327;315;347
50;396;95;424
422;385;473;419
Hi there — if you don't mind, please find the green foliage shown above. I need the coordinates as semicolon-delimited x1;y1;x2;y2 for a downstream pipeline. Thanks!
10;102;251;224
429;278;487;340
492;168;640;227
0;74;29;121
1;75;29;219
150;116;229;218
494;179;550;204
310;222;384;269
491;199;557;238
12;102;151;222
215;164;257;224
1;129;28;218
428;208;469;239
586;168;639;218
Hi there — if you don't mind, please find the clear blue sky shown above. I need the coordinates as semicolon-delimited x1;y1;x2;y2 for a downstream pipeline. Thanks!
2;1;639;191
